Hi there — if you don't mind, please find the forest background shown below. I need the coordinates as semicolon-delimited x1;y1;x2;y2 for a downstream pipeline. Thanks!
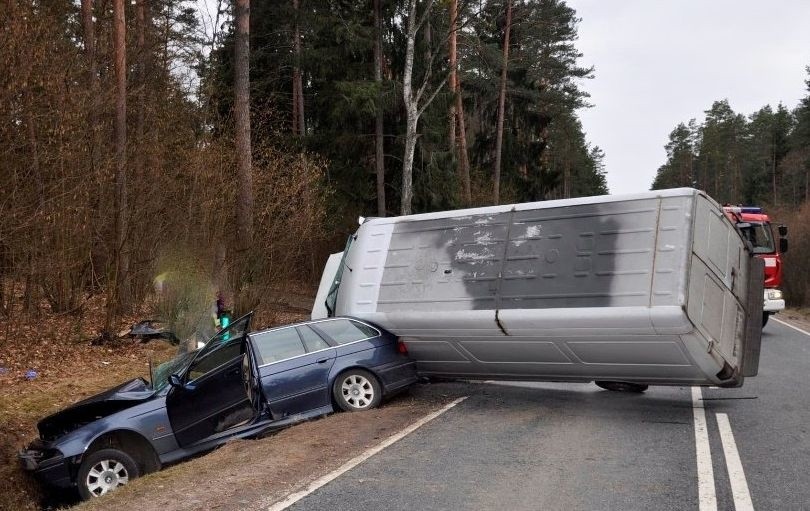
2;2;810;508
1;0;809;338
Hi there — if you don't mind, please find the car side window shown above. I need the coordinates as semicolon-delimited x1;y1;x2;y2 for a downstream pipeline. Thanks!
298;325;331;352
251;327;306;365
187;340;242;382
314;319;379;345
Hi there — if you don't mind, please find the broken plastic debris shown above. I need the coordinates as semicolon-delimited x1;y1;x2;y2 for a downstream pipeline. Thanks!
0;367;8;375
24;370;38;381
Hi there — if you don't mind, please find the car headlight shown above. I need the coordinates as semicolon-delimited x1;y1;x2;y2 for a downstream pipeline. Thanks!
766;289;783;300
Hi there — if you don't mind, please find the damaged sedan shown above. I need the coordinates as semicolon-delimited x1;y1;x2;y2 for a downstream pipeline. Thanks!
19;313;417;499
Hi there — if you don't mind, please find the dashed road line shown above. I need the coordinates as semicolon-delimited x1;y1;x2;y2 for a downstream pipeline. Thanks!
264;396;468;511
716;413;755;511
692;386;718;511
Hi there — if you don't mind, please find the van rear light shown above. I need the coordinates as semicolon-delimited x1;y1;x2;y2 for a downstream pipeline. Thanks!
397;339;408;354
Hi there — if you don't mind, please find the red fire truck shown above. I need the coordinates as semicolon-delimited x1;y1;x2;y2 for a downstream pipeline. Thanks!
723;206;789;326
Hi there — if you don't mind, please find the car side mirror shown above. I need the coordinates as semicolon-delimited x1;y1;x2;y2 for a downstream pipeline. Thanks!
780;238;789;254
168;374;195;391
168;374;182;388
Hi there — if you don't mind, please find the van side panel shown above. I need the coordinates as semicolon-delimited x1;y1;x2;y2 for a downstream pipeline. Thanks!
323;189;761;386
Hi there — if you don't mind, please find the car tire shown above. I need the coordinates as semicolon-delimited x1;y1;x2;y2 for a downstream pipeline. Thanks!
77;448;140;500
595;381;649;393
762;313;770;327
333;369;382;412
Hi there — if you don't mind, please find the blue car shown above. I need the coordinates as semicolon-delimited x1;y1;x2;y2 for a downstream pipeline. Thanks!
19;313;417;500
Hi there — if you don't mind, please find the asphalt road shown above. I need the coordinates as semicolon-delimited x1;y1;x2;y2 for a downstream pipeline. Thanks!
285;319;810;511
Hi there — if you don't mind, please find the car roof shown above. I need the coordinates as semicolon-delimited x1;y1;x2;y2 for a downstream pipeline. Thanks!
248;316;383;337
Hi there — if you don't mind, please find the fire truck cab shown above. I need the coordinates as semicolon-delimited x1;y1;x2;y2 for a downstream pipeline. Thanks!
723;206;788;326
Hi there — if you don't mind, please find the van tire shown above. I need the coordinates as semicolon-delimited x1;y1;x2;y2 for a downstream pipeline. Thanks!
762;313;770;327
595;381;649;393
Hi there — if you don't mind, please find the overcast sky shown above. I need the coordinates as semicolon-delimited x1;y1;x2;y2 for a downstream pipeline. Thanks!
566;0;810;195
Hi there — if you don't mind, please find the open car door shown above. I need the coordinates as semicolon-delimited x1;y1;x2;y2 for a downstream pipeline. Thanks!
166;313;257;447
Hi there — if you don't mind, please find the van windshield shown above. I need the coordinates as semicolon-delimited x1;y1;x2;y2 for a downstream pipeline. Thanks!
325;235;354;316
739;222;775;254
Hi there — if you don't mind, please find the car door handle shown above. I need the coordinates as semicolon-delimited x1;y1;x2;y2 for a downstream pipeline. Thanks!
316;358;330;364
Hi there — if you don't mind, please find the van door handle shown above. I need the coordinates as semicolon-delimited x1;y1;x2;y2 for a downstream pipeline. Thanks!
316;358;329;364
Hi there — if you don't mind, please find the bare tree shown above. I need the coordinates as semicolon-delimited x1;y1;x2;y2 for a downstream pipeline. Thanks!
292;0;305;136
373;0;386;216
234;0;254;248
492;0;512;205
112;0;130;312
401;0;448;215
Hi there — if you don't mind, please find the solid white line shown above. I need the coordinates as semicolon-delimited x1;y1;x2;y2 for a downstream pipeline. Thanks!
264;396;469;511
716;413;755;511
692;386;718;511
772;317;810;337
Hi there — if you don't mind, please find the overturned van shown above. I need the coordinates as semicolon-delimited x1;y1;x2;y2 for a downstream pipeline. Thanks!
313;188;764;388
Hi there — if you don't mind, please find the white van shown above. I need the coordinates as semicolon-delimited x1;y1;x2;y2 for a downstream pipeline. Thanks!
313;188;763;389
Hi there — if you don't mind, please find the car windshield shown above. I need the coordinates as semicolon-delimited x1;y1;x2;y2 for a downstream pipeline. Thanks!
151;351;195;392
740;222;775;254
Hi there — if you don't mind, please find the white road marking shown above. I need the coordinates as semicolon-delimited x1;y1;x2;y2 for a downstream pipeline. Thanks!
772;317;810;337
264;396;468;511
692;386;718;511
716;413;755;511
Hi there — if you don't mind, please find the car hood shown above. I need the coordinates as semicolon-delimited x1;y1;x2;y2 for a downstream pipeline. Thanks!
38;378;156;441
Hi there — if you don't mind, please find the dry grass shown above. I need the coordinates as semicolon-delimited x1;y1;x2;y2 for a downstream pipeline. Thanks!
0;282;315;511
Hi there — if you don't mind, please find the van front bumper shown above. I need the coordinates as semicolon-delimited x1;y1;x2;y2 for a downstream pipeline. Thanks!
763;289;785;312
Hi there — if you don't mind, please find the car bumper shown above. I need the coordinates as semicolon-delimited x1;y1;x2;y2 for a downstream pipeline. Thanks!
376;360;418;393
763;289;785;313
18;447;73;489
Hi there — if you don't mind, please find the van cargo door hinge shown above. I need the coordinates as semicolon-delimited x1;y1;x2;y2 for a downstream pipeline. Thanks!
707;339;716;353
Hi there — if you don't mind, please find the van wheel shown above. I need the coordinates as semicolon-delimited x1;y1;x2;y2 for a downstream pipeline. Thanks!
333;369;382;411
762;313;770;327
77;448;140;500
595;381;649;393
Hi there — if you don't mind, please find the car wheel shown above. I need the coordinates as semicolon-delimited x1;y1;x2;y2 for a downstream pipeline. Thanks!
77;448;140;500
333;369;382;412
762;313;770;327
595;381;649;393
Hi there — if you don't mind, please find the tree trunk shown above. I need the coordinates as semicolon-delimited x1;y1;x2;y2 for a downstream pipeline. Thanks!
448;0;457;151
234;0;254;248
292;0;304;136
402;109;418;216
400;0;441;215
80;0;99;172
400;0;419;216
135;0;149;182
492;0;512;205
449;0;470;206
373;0;386;216
112;0;129;314
455;81;471;206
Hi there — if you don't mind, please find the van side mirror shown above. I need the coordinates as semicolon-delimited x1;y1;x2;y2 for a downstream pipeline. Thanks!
780;238;789;254
779;224;788;237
